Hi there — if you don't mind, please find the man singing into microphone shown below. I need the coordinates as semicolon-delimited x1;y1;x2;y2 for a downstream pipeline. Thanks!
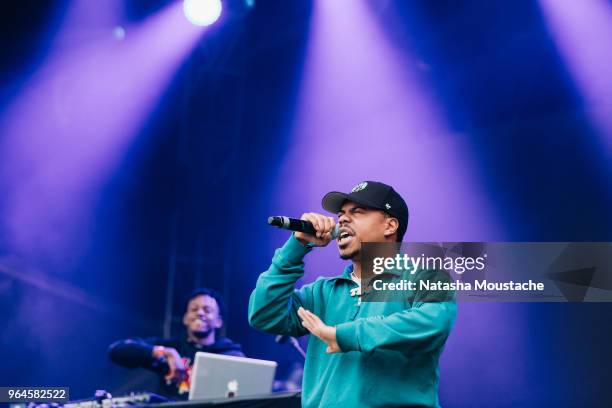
249;181;456;408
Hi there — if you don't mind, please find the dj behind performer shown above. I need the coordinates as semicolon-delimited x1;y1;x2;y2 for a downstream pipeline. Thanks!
109;288;244;400
249;181;457;408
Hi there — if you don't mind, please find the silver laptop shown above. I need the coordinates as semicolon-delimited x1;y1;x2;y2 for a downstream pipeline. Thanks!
189;352;277;400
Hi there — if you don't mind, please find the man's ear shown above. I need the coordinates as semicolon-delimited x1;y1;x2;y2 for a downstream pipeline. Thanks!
182;312;189;327
384;217;399;238
213;316;223;330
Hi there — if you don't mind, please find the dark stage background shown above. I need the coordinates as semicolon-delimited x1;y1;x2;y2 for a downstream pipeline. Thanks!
1;1;611;407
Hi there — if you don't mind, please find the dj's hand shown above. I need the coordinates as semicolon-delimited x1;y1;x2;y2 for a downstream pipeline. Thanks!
294;213;336;247
153;346;187;383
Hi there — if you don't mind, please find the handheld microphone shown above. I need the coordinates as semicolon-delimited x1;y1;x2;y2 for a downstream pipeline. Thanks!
268;216;340;239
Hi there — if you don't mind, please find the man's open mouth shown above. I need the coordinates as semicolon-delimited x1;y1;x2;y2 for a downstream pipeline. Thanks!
337;228;354;246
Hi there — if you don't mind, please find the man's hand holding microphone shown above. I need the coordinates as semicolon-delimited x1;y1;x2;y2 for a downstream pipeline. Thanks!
293;213;337;247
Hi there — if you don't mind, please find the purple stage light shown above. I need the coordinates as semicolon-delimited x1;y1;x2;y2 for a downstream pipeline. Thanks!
0;1;205;266
183;0;223;27
272;0;502;280
539;0;612;156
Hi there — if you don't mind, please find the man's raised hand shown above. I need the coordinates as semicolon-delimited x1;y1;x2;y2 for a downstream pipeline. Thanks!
298;307;340;354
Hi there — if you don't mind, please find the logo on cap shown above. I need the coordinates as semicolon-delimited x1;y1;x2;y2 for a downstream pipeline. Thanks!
351;182;368;193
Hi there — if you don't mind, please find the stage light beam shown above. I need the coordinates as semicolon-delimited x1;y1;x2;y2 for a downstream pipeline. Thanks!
0;1;205;264
539;0;612;156
183;0;222;27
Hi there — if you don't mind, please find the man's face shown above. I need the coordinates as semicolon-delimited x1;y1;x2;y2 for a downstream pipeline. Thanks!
336;201;393;260
183;295;222;338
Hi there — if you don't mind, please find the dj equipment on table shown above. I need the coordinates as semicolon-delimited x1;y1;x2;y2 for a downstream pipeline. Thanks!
25;391;300;408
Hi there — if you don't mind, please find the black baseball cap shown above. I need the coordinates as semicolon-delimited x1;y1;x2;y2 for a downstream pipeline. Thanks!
322;181;409;241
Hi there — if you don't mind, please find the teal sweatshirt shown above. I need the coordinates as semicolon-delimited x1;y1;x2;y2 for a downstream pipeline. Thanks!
248;236;457;408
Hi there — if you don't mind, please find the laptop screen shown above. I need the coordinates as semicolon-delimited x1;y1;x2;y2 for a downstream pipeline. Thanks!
189;352;277;400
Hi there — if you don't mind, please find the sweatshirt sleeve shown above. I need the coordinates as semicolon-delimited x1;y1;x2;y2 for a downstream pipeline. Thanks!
248;235;316;337
108;337;163;369
335;269;457;354
335;301;456;354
